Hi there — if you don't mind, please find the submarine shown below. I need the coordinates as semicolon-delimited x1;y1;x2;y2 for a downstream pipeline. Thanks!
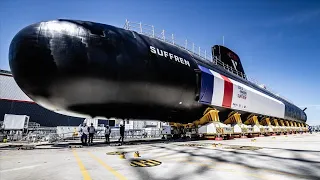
8;19;307;124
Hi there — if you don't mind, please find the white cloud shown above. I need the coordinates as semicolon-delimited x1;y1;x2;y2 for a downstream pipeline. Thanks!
283;9;320;24
263;9;320;27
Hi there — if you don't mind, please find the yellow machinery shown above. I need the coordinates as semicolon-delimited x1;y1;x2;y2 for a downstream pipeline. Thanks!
285;120;292;134
244;114;260;134
223;111;247;136
162;107;308;140
197;108;233;138
279;119;287;134
293;122;298;133
270;118;280;134
259;117;274;135
289;121;294;133
305;123;309;132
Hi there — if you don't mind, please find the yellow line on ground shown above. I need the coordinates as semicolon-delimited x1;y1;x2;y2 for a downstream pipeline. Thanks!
88;152;127;180
72;149;92;180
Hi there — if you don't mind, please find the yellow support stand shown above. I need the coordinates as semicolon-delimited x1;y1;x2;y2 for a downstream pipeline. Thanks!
270;118;280;134
198;108;220;124
271;119;279;126
279;119;286;134
195;108;225;139
302;123;307;132
194;108;220;127
286;120;292;133
244;114;260;126
289;121;294;127
260;117;272;126
285;121;290;127
224;111;242;125
224;111;246;136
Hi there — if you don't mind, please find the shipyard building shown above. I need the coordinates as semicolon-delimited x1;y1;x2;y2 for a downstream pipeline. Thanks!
0;69;161;133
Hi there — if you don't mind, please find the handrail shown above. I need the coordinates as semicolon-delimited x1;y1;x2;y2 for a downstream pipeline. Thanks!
123;20;246;77
123;20;294;104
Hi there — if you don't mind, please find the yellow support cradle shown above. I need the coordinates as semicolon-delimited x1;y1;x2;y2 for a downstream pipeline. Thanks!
260;117;271;126
271;119;279;126
244;114;260;126
196;108;220;126
224;111;246;134
285;121;290;127
289;121;294;127
224;111;242;125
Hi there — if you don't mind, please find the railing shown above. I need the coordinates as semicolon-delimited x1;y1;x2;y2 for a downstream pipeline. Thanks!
123;20;246;79
123;20;293;104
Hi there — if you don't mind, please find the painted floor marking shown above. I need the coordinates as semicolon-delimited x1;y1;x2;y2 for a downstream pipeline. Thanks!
88;152;127;180
72;149;92;180
130;159;162;167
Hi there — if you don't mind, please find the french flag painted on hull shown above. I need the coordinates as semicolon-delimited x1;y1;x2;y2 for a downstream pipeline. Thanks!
198;65;214;104
198;65;286;119
220;74;233;108
198;65;234;107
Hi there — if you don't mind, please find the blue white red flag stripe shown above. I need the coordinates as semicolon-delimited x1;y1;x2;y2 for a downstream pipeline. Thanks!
198;65;214;104
197;65;286;119
220;74;233;108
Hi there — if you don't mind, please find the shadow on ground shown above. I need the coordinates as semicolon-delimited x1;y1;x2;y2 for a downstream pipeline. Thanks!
116;142;320;180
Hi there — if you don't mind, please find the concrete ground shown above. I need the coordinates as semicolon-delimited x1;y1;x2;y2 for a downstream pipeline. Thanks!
1;133;320;180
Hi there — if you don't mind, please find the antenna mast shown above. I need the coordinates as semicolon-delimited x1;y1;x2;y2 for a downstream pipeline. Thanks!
222;36;225;46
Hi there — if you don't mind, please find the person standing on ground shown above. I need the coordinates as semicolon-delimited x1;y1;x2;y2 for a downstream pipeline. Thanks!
79;123;89;146
88;123;96;144
119;125;125;145
105;125;111;144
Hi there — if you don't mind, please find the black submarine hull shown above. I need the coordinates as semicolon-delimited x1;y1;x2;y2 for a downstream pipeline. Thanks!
9;19;307;123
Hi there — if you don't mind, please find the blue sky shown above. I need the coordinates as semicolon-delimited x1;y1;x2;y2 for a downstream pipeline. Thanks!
1;0;319;125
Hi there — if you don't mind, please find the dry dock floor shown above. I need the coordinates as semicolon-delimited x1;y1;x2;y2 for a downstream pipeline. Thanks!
1;133;320;180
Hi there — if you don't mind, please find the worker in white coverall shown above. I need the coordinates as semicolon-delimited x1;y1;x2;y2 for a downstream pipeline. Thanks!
79;123;89;145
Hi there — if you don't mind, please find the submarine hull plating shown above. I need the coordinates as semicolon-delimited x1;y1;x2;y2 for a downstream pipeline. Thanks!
9;19;307;123
9;20;206;122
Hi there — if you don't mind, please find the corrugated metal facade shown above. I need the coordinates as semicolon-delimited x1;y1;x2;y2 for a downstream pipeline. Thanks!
0;73;87;127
